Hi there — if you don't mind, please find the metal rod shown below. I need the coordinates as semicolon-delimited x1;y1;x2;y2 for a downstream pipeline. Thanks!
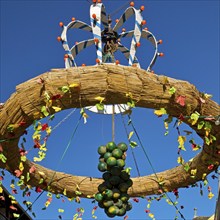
112;105;115;142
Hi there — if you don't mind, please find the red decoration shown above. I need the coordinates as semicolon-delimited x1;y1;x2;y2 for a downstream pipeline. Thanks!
130;1;135;7
29;165;36;174
14;170;22;178
35;186;42;193
94;38;99;43
208;164;214;170
9;205;17;211
136;42;141;47
176;95;186;106
57;36;62;42
51;94;62;100
18;120;26;127
140;6;145;11
141;20;146;25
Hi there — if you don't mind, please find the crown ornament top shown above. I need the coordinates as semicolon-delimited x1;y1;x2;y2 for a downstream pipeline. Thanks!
58;1;163;114
58;0;163;71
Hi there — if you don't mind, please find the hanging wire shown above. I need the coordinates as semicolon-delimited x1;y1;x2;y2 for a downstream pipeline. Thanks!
52;108;77;131
109;1;130;17
17;114;82;220
119;107;141;177
127;114;186;220
112;105;115;142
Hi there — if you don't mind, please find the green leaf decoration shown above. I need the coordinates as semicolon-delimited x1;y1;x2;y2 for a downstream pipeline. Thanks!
17;180;24;186
205;136;210;145
204;121;212;136
169;87;176;95
7;124;19;132
95;103;104;111
0;153;7;163
49;114;55;120
58;209;64;213
26;172;30;182
56;194;61;199
127;100;135;108
203;179;208;186
20;155;26;162
39;178;44;184
41;106;49;117
197;121;205;130
189;112;200;125
59;86;70;93
164;131;169;136
184;163;190;172
130;141;138;148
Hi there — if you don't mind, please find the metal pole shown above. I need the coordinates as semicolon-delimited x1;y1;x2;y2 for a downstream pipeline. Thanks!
214;176;220;220
112;105;115;142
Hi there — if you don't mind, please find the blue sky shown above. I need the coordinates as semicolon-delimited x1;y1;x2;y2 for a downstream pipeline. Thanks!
0;0;219;220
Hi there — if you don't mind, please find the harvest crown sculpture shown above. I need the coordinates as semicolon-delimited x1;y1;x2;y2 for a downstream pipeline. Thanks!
58;1;163;114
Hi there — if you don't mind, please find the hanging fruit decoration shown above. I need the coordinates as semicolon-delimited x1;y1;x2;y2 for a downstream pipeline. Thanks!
96;142;133;218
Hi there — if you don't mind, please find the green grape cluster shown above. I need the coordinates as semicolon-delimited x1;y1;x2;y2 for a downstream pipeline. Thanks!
95;141;133;218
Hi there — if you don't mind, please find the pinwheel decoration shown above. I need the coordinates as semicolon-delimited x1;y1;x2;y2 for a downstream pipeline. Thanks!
58;1;163;114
